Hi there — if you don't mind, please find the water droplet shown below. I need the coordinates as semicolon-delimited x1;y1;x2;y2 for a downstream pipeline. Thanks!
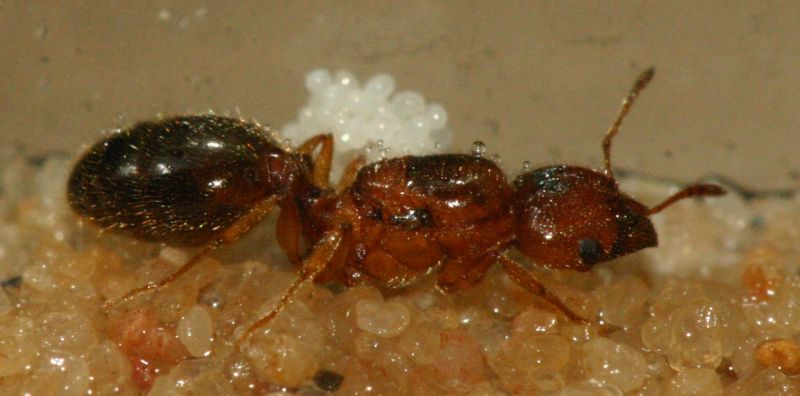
522;160;531;171
434;142;442;152
376;139;384;149
471;141;487;157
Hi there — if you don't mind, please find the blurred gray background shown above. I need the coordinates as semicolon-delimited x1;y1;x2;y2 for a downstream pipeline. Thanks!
1;1;798;189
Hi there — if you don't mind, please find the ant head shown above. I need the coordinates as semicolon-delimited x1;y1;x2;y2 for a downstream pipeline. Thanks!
512;166;656;271
509;67;725;270
510;68;661;271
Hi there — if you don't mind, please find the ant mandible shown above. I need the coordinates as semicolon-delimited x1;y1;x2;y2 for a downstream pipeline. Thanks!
67;67;725;345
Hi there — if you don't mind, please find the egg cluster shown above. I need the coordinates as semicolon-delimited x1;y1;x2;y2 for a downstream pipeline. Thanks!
282;69;451;166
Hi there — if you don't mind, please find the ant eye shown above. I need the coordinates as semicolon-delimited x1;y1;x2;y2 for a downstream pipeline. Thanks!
578;238;604;265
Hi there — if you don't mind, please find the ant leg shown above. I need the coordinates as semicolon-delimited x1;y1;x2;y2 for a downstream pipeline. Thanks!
647;183;726;215
602;67;655;179
236;228;346;346
298;134;334;189
497;254;593;326
103;196;279;309
436;255;496;293
276;198;303;265
103;243;219;309
337;155;365;192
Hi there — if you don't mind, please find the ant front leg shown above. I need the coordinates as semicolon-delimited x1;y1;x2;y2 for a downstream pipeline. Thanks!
297;134;334;189
498;254;607;331
436;254;497;293
337;155;366;193
237;226;350;346
103;196;280;309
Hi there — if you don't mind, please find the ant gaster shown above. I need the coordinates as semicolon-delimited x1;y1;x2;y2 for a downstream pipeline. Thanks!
67;68;725;344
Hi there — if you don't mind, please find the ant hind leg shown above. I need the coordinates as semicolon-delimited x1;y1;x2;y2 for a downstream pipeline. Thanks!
103;196;280;310
102;243;220;309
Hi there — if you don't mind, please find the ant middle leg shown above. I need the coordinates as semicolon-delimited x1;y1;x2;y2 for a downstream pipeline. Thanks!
276;198;303;265
237;227;348;346
103;196;280;309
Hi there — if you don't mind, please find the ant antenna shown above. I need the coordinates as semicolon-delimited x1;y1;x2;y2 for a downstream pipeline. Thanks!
646;183;726;215
602;67;656;179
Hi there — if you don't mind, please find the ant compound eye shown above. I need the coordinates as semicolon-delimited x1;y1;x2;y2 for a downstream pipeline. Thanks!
578;238;604;265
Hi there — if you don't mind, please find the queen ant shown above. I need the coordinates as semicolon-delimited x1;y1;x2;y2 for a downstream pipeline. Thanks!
67;67;725;345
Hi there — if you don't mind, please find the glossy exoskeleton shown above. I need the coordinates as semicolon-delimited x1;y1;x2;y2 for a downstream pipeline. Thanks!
68;115;314;247
68;115;330;312
68;68;725;343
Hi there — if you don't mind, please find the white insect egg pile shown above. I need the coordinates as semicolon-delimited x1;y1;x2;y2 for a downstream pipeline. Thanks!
282;69;451;164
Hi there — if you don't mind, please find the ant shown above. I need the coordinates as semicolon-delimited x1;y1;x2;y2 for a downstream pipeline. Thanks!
67;67;725;345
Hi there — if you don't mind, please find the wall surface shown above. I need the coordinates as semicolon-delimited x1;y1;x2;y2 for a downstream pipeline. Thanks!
1;1;798;189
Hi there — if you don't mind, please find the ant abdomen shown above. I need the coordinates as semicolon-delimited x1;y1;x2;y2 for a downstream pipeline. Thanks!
512;165;656;271
68;115;310;247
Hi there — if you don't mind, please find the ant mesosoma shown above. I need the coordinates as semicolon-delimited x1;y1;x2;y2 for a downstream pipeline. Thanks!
67;67;725;345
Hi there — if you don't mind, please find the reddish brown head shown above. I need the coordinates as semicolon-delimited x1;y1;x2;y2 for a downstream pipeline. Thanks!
509;67;725;271
512;166;656;271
